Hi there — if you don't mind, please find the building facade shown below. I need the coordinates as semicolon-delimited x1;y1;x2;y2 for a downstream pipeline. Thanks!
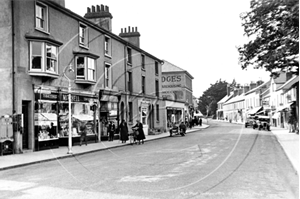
0;0;164;154
161;60;194;127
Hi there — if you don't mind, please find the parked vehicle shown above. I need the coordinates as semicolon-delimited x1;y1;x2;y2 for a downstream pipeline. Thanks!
245;117;256;128
253;115;270;131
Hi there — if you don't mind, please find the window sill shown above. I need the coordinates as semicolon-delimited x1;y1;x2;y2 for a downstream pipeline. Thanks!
79;44;89;50
28;71;59;78
105;54;112;59
35;28;50;35
75;79;96;85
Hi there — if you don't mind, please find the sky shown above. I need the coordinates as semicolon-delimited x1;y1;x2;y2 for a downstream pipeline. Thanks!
65;0;271;98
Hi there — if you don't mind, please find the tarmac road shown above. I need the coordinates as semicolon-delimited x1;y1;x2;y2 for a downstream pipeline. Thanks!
0;121;298;199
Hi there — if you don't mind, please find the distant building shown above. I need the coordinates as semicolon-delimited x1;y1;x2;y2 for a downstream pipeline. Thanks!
161;60;194;127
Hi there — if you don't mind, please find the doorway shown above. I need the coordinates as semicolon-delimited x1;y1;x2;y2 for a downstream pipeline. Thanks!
22;101;30;149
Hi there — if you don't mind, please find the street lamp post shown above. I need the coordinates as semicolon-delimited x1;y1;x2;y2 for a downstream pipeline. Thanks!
63;65;74;154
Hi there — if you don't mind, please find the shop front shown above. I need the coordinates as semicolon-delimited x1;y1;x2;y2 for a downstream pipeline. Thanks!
164;101;185;128
98;90;121;140
58;93;98;146
34;90;98;150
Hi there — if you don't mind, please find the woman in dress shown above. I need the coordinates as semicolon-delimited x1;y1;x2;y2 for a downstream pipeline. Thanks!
119;119;129;143
132;120;146;144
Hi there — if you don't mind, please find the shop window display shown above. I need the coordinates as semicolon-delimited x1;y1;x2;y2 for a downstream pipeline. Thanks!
34;101;58;141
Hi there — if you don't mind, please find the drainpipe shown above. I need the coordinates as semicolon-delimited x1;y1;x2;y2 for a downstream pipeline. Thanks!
124;44;128;121
11;0;17;153
11;0;15;113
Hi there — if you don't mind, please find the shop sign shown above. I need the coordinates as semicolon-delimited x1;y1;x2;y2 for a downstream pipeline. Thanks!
100;95;119;102
61;94;93;102
35;93;58;101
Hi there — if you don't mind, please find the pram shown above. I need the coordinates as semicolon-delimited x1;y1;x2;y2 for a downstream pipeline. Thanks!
129;129;138;145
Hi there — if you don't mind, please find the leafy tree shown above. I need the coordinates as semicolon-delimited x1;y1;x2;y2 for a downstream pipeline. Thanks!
238;0;299;75
198;79;228;118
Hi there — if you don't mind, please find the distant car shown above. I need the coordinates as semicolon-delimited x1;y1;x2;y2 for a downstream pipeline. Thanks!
245;118;255;128
254;116;271;131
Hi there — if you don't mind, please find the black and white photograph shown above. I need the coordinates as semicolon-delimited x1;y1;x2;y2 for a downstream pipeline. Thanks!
0;0;298;198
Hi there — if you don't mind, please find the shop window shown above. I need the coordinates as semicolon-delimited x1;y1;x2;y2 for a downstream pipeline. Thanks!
30;41;58;74
104;36;111;57
79;23;88;48
35;2;48;33
75;56;96;82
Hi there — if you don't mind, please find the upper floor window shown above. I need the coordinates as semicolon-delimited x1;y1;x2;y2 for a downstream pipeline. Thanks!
35;3;48;33
104;36;111;57
155;61;159;75
127;47;132;65
127;71;132;92
30;41;58;74
79;23;88;47
155;79;159;97
104;63;112;88
75;56;95;81
141;54;145;70
142;76;146;94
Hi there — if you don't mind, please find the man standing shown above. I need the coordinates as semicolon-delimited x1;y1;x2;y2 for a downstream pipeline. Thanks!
108;121;115;141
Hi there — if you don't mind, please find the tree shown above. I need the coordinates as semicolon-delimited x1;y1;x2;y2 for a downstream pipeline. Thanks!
198;79;228;118
238;0;299;75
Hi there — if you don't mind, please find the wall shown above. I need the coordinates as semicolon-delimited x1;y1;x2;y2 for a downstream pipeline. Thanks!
0;0;13;139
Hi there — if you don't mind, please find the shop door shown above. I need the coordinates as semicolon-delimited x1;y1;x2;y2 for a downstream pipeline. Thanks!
22;101;30;149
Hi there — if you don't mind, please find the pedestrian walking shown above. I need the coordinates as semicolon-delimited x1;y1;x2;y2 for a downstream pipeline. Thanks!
199;118;202;126
79;124;87;146
132;120;145;144
108;121;115;141
119;119;129;143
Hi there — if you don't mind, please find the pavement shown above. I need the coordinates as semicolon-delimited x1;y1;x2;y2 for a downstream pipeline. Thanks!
271;126;299;174
0;124;209;171
217;119;299;174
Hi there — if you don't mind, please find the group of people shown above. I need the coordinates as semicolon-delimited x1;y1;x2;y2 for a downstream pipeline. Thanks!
78;119;146;146
185;117;202;129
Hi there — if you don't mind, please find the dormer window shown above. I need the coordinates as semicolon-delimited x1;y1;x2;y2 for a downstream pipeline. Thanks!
79;23;88;48
35;3;48;33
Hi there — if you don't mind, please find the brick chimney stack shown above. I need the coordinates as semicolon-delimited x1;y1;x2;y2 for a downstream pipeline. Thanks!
84;4;113;31
244;84;250;93
250;81;257;90
119;27;141;47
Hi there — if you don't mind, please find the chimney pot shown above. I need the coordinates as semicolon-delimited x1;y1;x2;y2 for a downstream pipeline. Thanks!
128;26;130;32
135;27;137;32
92;5;95;12
97;5;100;12
105;5;109;12
87;7;91;13
124;28;127;33
101;4;104;11
132;27;134;32
121;28;123;33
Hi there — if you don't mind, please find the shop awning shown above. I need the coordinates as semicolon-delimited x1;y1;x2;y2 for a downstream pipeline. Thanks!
72;114;94;121
194;112;204;117
272;112;281;119
276;102;294;112
247;107;262;115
